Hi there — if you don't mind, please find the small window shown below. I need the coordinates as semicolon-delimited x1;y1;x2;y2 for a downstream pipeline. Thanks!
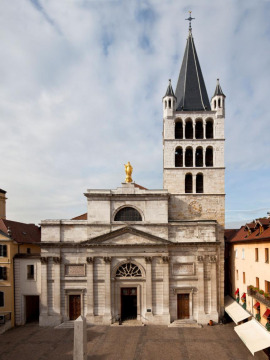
0;267;7;280
168;99;171;109
243;272;246;284
0;245;7;257
218;98;221;108
242;248;245;259
265;281;270;293
27;248;31;254
255;248;259;262
114;207;142;221
235;249;238;258
27;265;35;280
256;277;259;288
265;248;269;263
165;100;167;109
0;291;4;307
236;270;239;280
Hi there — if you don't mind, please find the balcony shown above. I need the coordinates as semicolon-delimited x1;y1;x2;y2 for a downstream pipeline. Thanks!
247;286;270;308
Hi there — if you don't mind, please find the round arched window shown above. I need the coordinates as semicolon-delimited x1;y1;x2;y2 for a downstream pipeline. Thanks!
116;263;142;277
114;207;142;221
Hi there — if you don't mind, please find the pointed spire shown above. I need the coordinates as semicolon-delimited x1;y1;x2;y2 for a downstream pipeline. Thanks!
213;78;225;97
175;16;210;112
163;79;176;99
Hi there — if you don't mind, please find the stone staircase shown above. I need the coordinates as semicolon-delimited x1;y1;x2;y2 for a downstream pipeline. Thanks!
55;321;74;329
168;319;203;328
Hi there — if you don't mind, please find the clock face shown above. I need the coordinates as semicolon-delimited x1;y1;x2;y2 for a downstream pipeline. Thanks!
188;201;202;216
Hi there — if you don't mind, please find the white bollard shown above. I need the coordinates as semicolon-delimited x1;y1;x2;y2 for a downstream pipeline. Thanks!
73;316;87;360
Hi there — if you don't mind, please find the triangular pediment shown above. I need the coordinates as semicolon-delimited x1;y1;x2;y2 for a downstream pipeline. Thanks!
82;227;170;246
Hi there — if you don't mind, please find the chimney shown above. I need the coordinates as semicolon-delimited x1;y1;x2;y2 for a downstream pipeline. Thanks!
0;189;7;219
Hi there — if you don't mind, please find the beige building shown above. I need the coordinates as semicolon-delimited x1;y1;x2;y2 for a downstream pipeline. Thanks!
0;191;41;332
226;215;270;330
39;23;225;327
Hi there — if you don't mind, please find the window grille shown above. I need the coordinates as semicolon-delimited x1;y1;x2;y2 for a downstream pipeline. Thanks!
116;263;142;277
114;207;142;221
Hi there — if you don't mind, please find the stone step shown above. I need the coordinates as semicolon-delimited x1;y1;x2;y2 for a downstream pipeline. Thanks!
168;320;202;328
55;321;74;329
111;319;145;327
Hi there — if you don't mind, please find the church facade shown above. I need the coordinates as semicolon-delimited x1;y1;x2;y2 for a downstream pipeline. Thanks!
39;24;225;326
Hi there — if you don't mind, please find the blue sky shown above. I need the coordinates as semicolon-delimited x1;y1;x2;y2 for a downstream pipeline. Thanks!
0;0;270;228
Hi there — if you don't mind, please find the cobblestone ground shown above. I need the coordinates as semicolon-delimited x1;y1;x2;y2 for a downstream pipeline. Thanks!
0;322;267;360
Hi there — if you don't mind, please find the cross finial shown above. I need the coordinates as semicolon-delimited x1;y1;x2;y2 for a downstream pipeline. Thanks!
185;11;195;33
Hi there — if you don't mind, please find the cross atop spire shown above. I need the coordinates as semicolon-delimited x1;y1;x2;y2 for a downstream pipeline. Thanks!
185;11;195;33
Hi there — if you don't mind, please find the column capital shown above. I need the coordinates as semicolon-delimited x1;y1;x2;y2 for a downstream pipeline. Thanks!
145;256;152;264
197;255;204;262
162;256;170;264
86;257;94;264
209;255;217;263
52;256;61;264
104;256;112;263
40;257;48;264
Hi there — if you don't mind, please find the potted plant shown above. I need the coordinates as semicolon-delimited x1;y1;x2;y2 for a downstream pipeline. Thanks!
255;313;261;322
266;322;270;332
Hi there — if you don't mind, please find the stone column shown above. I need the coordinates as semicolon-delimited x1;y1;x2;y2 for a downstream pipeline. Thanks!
53;256;62;324
209;255;219;322
86;257;94;323
73;316;87;360
40;257;48;318
197;255;205;321
145;257;153;322
193;174;196;194
162;256;170;324
104;257;112;324
203;121;206;139
203;147;205;167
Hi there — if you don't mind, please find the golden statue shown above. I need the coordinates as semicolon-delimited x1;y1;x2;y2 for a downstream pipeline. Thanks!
124;162;133;183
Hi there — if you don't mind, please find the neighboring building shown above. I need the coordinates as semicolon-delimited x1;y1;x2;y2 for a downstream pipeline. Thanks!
39;21;225;327
0;189;7;219
226;215;270;330
0;196;41;330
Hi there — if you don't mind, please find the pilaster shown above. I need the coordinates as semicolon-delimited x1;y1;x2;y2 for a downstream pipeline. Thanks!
86;257;94;323
104;257;112;324
145;257;153;321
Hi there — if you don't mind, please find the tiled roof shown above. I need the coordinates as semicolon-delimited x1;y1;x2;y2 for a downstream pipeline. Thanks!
71;213;87;220
224;229;238;242
0;219;40;243
134;183;148;190
175;31;210;111
228;217;270;243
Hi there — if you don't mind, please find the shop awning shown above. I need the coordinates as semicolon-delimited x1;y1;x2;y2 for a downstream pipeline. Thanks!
235;288;239;295
253;302;260;309
224;296;251;324
234;319;270;355
241;293;246;299
263;309;270;319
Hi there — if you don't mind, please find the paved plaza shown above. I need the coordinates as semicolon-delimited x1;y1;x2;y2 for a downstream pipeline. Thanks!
0;322;268;360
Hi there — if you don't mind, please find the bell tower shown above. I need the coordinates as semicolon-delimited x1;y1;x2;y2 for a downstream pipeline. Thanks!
162;18;225;227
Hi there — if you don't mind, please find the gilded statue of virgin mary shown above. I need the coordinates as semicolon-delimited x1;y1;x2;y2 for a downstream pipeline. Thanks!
124;162;133;183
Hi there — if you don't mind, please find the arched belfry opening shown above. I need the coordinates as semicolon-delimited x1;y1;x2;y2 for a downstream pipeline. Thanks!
175;120;183;139
206;119;213;139
114;207;142;221
185;119;193;139
205;147;213;167
195;119;203;139
185;173;193;193
175;147;183;167
196;173;203;193
185;147;193;167
195;147;203;167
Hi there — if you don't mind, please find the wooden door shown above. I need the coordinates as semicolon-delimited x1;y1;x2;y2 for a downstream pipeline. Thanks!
177;294;189;319
69;295;81;320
